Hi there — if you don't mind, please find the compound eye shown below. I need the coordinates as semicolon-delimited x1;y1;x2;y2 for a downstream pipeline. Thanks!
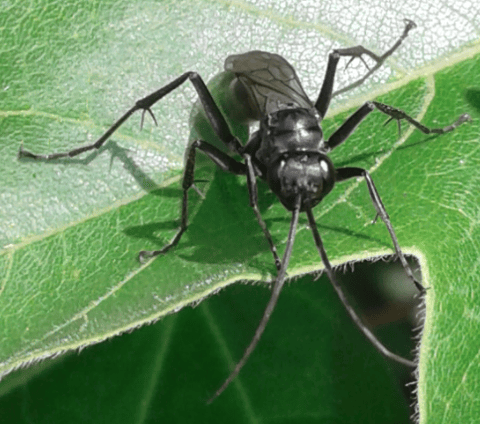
316;158;335;197
320;159;331;176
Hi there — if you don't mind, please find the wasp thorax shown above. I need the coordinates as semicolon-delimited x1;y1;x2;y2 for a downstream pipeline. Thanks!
255;108;324;166
267;153;335;211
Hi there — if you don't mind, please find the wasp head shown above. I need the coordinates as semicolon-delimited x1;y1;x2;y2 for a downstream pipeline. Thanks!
267;153;335;211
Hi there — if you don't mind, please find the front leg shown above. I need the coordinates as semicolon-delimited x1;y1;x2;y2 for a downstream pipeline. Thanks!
305;207;416;367
335;166;424;293
139;139;246;261
244;154;281;270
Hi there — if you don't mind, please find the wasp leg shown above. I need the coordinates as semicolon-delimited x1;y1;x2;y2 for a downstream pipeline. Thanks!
324;101;470;152
244;154;281;270
335;166;424;293
372;101;471;136
18;104;143;160
139;139;246;261
208;195;302;403
19;72;243;160
305;207;416;366
314;20;416;119
315;51;342;119
333;19;417;97
324;102;375;150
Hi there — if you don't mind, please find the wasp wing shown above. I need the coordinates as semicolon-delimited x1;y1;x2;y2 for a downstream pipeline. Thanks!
224;51;313;117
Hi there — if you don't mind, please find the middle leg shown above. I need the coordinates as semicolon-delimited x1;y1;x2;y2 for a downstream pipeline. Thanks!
324;101;470;152
19;72;244;161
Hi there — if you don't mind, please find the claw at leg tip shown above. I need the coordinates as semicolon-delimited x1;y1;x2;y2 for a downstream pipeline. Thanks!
138;250;151;263
403;19;417;30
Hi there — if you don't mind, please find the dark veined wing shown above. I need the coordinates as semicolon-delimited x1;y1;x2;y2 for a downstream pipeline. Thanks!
224;51;313;117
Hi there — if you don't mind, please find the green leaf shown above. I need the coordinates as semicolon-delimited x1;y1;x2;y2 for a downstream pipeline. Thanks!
1;1;479;423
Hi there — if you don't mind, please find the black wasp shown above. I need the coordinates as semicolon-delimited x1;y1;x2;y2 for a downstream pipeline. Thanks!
19;19;470;401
